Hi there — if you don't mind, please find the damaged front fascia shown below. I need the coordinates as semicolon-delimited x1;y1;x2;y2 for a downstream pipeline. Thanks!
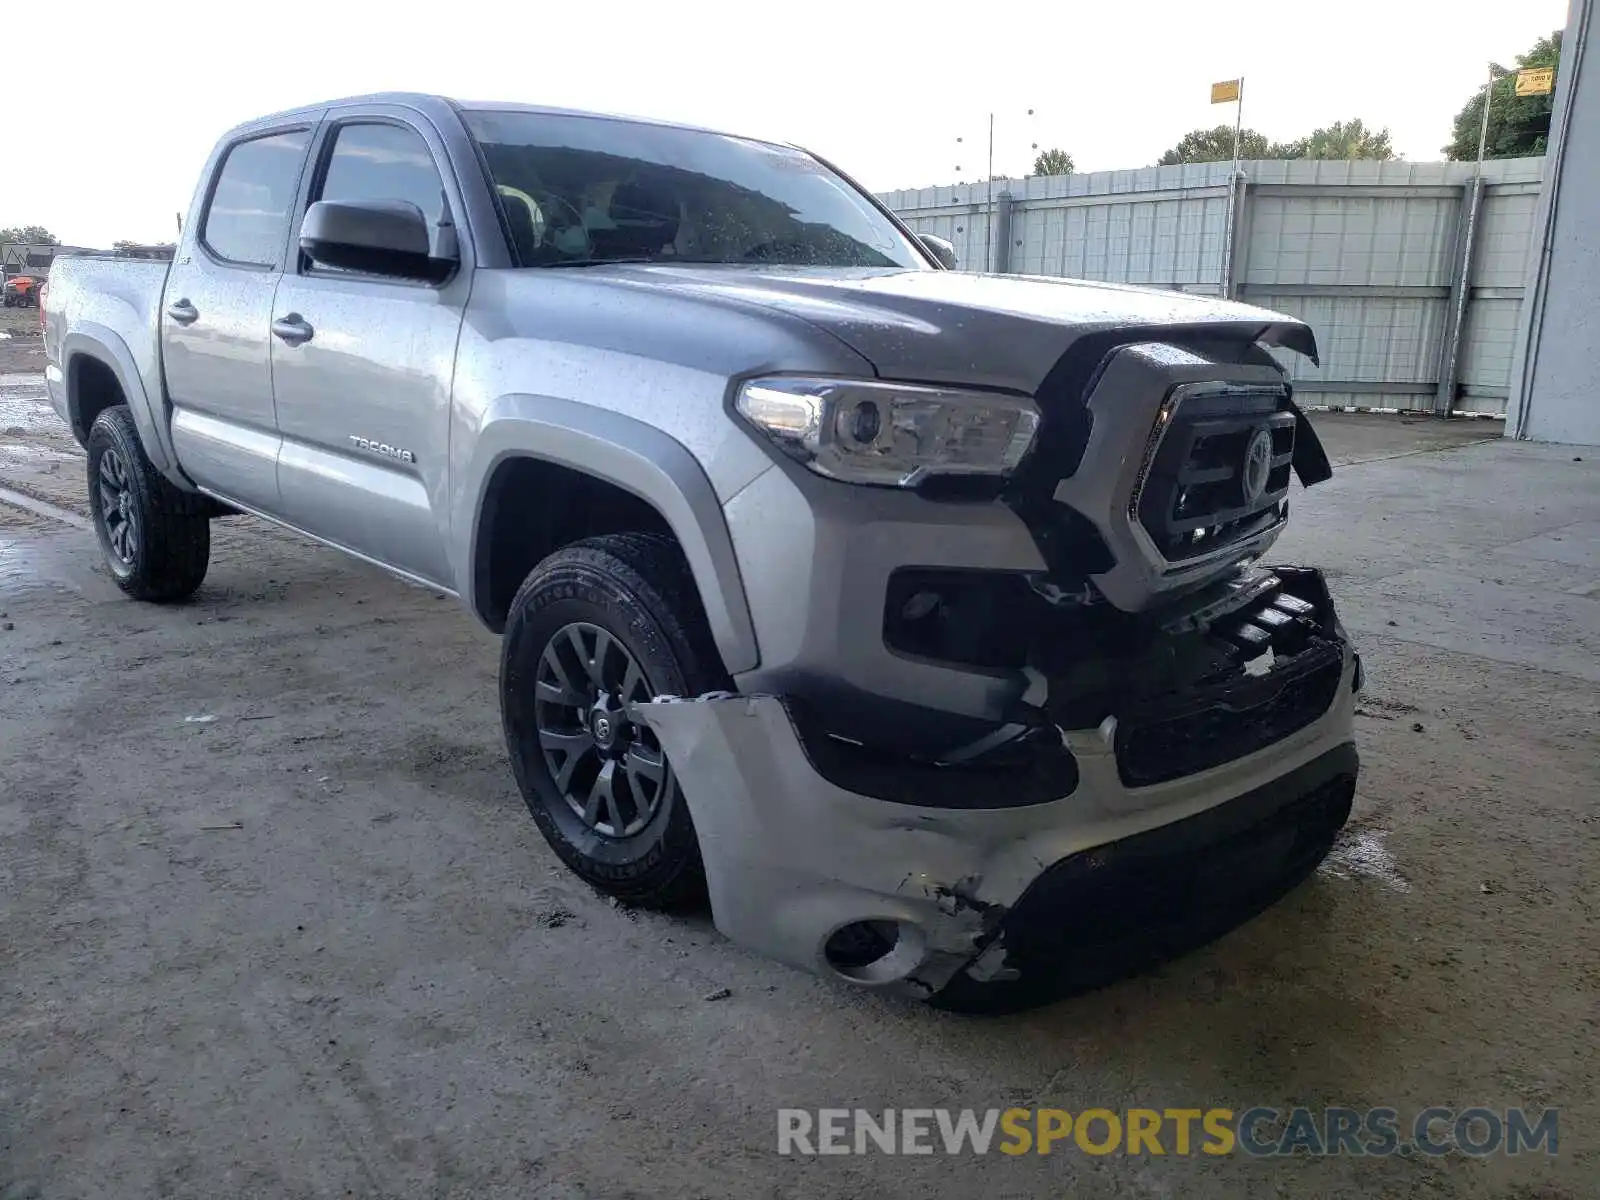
632;567;1354;1002
632;692;1019;1000
1006;333;1332;611
919;877;1016;994
902;890;1005;1000
1256;319;1319;366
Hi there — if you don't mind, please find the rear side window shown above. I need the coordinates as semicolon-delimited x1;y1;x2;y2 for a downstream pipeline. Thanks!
315;123;447;231
202;130;310;267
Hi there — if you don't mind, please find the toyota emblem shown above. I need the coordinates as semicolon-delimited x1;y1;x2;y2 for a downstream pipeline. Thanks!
1242;428;1273;505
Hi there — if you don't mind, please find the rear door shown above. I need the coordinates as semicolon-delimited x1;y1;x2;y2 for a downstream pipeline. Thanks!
269;106;471;588
164;122;315;512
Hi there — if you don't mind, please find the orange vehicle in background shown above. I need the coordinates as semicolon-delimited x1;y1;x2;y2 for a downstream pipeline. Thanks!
3;274;43;307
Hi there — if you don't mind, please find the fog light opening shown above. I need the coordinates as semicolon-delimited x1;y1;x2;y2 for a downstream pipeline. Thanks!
822;919;928;985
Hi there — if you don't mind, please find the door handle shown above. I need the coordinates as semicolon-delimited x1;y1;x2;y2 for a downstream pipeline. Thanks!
166;299;199;325
271;314;314;346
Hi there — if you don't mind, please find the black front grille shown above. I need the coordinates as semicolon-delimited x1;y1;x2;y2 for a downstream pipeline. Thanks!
1136;386;1295;563
1114;642;1344;787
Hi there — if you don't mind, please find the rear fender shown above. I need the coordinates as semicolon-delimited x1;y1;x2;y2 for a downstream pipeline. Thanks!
63;325;191;489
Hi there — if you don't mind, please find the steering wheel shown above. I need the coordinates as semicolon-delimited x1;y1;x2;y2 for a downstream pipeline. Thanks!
498;185;590;261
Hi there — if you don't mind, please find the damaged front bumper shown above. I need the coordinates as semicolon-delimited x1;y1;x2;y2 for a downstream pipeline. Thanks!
634;572;1360;1012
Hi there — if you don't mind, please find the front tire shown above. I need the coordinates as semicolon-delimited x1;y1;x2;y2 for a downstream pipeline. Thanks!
86;405;210;602
500;533;728;908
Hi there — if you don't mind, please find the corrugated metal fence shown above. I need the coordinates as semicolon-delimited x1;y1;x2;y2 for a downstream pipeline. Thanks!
879;158;1545;416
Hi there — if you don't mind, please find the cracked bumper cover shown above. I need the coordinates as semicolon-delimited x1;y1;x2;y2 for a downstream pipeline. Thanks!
634;635;1358;1004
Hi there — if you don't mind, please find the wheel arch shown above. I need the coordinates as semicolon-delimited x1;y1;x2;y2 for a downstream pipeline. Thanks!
61;325;187;487
459;396;760;676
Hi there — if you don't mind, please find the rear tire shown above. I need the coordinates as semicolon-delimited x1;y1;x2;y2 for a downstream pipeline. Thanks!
86;405;210;602
500;533;728;908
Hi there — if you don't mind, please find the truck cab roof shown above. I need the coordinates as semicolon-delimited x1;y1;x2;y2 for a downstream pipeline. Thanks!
230;92;768;149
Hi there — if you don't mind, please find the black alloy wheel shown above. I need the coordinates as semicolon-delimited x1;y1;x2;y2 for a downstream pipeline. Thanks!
534;621;673;838
95;444;139;565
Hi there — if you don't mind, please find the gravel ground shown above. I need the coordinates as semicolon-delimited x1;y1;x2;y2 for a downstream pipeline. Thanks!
1;361;1595;1199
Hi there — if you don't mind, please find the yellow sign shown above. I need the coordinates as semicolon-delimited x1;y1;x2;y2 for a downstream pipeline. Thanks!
1211;79;1242;104
1516;67;1555;96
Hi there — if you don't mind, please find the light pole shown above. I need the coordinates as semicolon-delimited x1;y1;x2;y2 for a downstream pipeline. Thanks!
955;109;1037;272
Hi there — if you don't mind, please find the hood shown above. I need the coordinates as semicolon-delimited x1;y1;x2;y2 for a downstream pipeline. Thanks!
598;265;1318;394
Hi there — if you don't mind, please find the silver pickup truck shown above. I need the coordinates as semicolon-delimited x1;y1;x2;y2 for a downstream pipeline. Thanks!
44;93;1360;1011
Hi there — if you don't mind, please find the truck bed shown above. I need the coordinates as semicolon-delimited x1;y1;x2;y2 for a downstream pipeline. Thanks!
42;255;171;452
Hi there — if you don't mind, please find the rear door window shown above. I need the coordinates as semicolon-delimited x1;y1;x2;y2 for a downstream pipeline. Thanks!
201;130;312;267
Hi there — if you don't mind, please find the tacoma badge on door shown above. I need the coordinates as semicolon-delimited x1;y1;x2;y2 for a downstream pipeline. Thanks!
348;436;416;464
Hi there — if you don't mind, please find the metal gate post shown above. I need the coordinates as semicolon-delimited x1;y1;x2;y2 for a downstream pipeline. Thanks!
993;192;1016;275
1436;176;1486;417
1225;175;1252;299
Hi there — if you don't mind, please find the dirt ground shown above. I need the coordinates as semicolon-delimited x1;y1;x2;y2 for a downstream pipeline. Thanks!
0;307;44;346
1;348;1596;1199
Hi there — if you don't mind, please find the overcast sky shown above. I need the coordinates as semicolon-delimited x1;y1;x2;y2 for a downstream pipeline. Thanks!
15;0;1570;247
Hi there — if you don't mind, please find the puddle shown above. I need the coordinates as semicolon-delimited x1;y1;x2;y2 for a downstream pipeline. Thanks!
0;442;80;466
0;530;113;602
0;379;66;437
0;535;61;587
1318;829;1411;892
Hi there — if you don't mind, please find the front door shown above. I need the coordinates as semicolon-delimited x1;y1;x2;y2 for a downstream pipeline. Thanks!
269;112;468;588
164;125;314;512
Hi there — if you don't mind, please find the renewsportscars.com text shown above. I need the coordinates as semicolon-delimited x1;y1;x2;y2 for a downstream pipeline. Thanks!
777;1106;1558;1157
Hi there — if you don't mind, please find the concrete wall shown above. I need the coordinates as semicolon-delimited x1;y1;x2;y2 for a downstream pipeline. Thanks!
881;157;1546;417
1508;0;1600;445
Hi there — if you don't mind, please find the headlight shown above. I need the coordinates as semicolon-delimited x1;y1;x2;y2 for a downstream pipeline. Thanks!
735;377;1040;487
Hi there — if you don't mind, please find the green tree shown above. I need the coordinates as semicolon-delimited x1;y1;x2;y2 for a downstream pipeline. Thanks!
1298;118;1396;161
1030;148;1076;177
1156;126;1302;165
0;225;59;245
1443;31;1562;160
1158;119;1395;166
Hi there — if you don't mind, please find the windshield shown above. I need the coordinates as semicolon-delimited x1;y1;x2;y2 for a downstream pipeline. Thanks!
464;110;928;270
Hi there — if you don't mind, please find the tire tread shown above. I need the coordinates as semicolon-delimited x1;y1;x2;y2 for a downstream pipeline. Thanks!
501;532;728;908
87;405;209;602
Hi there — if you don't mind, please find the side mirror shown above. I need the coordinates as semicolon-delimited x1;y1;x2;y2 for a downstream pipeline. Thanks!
299;200;457;284
917;233;958;270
